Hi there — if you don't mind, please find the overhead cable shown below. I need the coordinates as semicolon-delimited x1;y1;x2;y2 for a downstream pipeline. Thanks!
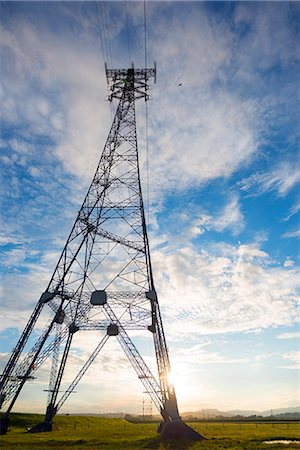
125;2;131;66
143;0;148;69
94;1;105;65
102;1;113;68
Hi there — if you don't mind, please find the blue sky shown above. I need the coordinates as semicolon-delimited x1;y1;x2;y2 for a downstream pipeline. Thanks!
0;1;299;415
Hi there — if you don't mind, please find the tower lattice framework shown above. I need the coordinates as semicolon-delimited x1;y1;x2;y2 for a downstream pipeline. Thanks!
0;66;203;440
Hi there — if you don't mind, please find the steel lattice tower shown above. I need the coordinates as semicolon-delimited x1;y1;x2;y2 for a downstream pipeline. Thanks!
0;66;203;440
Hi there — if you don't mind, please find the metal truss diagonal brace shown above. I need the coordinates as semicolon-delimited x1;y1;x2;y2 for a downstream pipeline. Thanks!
56;334;109;412
103;304;163;414
94;227;145;253
116;333;163;414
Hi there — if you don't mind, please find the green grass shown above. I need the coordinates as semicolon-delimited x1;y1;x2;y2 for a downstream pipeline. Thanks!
1;413;299;449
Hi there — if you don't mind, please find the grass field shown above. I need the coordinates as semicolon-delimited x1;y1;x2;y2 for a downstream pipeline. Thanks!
1;413;299;449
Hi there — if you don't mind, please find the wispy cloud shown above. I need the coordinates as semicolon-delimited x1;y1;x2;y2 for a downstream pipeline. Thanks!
195;194;244;236
149;89;259;196
280;351;300;370
176;344;248;365
284;201;300;222
283;229;300;239
277;331;300;340
239;162;300;197
156;194;245;252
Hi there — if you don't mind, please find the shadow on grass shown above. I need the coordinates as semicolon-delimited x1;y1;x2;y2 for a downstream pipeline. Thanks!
137;436;196;449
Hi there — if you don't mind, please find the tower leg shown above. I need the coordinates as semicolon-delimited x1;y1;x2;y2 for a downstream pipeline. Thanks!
29;328;76;432
159;394;205;440
0;415;10;435
0;315;58;435
160;420;205;441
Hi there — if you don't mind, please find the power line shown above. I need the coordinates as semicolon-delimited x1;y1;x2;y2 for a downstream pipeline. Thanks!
102;1;113;68
95;1;114;117
143;0;148;69
125;1;131;66
143;0;150;224
95;1;111;68
94;1;105;65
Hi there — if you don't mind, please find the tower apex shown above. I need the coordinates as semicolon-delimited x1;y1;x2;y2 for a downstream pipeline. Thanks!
105;62;156;101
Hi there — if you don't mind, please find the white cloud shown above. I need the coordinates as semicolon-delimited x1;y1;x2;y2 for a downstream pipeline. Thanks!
176;344;247;366
0;247;27;267
236;244;268;260
149;90;258;196
0;247;62;332
1;14;111;184
28;166;41;178
252;352;278;368
262;164;300;197
239;162;300;198
284;258;295;268
284;201;300;222
280;351;300;370
234;3;299;74
283;229;300;239
161;194;245;251
195;194;245;236
0;234;24;245
9;138;33;155
277;331;300;340
152;242;299;337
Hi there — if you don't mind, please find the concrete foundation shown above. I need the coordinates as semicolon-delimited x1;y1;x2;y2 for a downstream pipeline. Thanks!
160;421;205;441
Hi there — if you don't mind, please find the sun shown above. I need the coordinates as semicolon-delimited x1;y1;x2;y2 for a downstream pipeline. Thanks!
167;366;192;403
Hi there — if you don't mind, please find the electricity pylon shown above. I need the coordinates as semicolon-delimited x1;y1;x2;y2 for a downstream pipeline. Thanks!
0;66;203;440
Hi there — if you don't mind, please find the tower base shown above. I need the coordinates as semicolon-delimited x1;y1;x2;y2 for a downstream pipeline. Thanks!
27;421;58;433
160;421;205;441
0;416;10;435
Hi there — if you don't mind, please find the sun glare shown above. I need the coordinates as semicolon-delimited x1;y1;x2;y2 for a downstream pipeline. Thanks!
167;366;192;404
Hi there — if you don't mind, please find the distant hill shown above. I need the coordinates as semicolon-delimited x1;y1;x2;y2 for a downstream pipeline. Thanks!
261;406;300;417
180;406;300;420
70;406;300;421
